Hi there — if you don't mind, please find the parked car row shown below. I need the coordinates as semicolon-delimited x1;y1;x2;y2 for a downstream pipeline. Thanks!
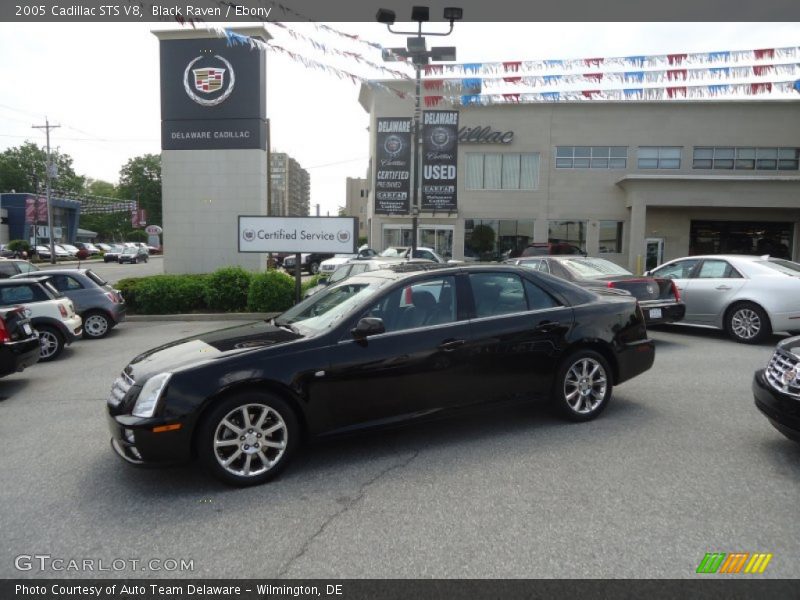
0;266;126;375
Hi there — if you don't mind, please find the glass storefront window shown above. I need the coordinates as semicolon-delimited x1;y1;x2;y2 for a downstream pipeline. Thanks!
463;219;534;261
548;221;587;252
599;221;624;253
689;220;793;259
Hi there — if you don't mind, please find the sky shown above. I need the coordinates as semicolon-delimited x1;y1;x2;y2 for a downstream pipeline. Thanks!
0;21;799;219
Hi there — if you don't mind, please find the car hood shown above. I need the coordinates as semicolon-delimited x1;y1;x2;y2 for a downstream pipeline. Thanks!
777;336;800;360
125;320;303;381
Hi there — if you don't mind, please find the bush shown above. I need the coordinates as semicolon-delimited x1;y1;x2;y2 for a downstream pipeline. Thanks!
7;240;31;253
135;275;210;314
204;266;252;312
247;271;295;313
116;277;147;310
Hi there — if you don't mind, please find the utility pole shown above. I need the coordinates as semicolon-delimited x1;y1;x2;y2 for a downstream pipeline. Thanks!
32;117;60;264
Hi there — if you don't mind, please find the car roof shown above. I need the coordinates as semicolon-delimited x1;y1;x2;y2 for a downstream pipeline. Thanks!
662;254;774;263
0;276;51;285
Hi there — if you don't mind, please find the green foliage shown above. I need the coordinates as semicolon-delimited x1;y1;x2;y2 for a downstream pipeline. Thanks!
134;275;209;314
358;237;368;246
0;142;84;194
84;178;117;198
79;212;135;242
6;240;31;253
470;224;496;255
116;277;147;310
205;267;253;312
127;230;148;242
118;154;162;226
247;271;295;313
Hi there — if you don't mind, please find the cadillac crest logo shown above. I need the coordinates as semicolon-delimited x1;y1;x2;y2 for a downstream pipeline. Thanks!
384;135;404;159
184;55;236;107
242;229;255;242
782;368;798;385
429;126;453;151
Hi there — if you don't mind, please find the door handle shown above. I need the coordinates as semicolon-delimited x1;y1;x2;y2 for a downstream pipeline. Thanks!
535;321;561;333
438;339;465;352
715;285;732;291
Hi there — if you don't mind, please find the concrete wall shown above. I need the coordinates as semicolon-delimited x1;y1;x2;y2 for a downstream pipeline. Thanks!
162;149;267;274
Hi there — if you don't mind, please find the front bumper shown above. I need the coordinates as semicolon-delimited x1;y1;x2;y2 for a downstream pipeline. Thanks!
639;301;686;325
753;368;800;441
107;411;193;466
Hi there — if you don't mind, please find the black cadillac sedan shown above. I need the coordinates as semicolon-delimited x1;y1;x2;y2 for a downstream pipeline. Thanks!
753;335;800;443
107;264;655;486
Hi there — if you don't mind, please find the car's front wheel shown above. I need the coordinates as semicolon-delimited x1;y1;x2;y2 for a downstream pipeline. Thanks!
36;325;64;362
83;310;111;339
198;392;299;486
310;261;320;274
552;350;612;422
726;301;771;344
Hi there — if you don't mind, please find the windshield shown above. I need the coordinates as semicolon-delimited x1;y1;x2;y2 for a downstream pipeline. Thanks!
559;258;632;278
123;248;136;254
757;258;800;276
275;278;387;334
329;266;352;284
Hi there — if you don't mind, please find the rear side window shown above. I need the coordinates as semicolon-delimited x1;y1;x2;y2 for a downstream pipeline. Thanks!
470;273;528;317
85;270;107;286
524;279;560;310
696;260;741;279
653;259;699;279
50;275;85;291
0;285;48;305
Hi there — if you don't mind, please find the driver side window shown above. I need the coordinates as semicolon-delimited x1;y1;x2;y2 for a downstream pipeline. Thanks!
363;276;456;333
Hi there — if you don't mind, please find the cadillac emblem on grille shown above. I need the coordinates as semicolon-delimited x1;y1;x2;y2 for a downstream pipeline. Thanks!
783;368;798;385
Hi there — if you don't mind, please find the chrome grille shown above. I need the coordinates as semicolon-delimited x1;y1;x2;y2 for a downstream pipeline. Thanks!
108;371;134;407
765;350;800;399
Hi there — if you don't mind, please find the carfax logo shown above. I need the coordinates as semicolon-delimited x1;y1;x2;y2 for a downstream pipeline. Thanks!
184;55;235;106
696;552;773;574
242;229;255;242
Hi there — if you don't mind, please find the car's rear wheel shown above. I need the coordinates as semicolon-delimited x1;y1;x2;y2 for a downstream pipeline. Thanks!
310;261;320;274
726;301;771;344
552;350;612;422
36;325;64;362
198;392;299;486
83;310;111;339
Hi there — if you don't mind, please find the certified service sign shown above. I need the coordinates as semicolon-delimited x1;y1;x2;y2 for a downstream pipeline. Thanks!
238;216;358;254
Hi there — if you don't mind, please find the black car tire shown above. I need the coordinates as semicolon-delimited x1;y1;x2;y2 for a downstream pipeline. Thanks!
198;391;299;487
310;261;320;274
552;349;612;422
726;301;771;344
83;310;111;339
36;325;64;362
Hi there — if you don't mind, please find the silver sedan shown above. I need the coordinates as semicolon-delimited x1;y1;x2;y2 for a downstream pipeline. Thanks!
646;254;800;343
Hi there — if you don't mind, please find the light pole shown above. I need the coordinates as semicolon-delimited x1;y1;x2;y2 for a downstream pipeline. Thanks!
377;6;461;256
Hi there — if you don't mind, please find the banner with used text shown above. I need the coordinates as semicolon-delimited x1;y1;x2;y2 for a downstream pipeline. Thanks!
421;110;459;212
374;117;412;215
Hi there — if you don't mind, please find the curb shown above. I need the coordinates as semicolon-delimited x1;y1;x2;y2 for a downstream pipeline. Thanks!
126;312;278;322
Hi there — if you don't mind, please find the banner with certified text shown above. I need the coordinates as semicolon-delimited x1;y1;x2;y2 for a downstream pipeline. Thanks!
374;117;412;215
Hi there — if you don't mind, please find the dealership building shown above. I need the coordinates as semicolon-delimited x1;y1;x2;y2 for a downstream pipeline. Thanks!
358;84;800;272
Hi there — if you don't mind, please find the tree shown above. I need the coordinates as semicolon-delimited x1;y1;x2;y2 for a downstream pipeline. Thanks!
83;178;117;198
0;142;84;194
470;224;496;256
118;154;162;226
78;212;133;242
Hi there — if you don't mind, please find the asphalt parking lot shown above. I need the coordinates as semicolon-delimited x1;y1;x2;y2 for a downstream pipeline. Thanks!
1;320;798;579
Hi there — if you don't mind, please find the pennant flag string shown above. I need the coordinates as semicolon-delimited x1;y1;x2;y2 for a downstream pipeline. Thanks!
428;46;798;78
419;80;799;106
419;62;800;94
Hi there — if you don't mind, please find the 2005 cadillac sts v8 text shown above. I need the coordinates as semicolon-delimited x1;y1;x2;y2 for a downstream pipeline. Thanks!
107;264;655;486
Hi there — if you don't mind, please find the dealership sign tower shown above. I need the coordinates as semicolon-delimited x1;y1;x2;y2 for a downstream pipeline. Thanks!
154;27;269;273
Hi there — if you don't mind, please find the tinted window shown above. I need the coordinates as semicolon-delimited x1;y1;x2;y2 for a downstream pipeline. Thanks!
51;275;84;291
0;284;48;305
85;270;106;286
365;276;456;332
524;279;560;310
0;263;18;278
16;262;39;275
470;273;528;318
696;260;741;279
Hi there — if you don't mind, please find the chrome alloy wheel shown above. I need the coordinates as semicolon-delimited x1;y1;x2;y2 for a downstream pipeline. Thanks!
38;330;60;359
563;357;608;414
84;314;109;338
213;403;288;478
731;308;761;340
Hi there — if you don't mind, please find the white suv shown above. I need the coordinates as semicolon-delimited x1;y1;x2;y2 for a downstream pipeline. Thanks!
0;277;83;361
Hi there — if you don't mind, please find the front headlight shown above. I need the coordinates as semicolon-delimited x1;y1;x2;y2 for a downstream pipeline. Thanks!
132;372;172;418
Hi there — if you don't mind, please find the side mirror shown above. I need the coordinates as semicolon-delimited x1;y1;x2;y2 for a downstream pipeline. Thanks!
351;317;385;339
